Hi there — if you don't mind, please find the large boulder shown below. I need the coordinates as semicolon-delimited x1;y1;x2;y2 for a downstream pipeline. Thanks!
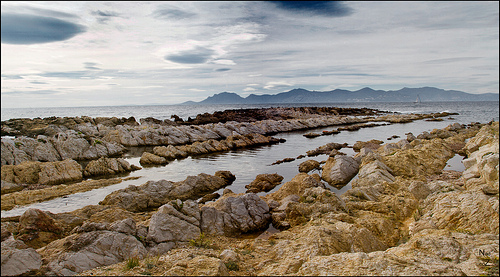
40;230;147;276
245;173;284;193
321;155;360;188
200;193;271;236
100;171;235;212
147;200;200;245
1;237;42;276
298;160;320;173
16;208;64;249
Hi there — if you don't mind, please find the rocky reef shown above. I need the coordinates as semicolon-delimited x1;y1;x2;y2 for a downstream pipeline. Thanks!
1;108;497;276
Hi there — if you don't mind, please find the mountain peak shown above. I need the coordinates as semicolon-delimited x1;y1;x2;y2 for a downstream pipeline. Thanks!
183;87;498;105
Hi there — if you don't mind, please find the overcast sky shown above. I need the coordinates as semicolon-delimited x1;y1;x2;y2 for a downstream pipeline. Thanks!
1;1;499;108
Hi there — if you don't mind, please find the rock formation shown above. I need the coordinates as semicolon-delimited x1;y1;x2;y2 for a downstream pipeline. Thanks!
245;173;284;193
200;193;271;236
1;112;497;276
99;171;235;212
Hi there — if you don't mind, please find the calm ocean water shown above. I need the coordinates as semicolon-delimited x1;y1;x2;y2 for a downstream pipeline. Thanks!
1;101;498;217
2;101;499;123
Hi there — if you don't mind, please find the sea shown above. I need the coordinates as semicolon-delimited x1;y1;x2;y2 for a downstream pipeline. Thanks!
1;101;499;217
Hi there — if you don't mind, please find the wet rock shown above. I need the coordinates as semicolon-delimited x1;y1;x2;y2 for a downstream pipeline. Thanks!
1;237;42;276
306;142;347;157
100;171;235;212
321;155;360;188
83;157;141;177
245;173;284;193
303;132;321;138
200;193;271;236
298;160;320;173
139;152;168;166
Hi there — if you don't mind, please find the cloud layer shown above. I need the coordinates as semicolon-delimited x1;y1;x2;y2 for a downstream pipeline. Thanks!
1;1;498;108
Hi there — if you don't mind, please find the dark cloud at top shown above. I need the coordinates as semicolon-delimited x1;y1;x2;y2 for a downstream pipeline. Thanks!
215;68;231;72
165;46;215;64
153;8;196;20
1;13;86;45
271;1;353;16
91;10;120;23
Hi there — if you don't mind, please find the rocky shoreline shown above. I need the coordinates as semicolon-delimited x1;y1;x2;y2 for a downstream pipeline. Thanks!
1;108;497;276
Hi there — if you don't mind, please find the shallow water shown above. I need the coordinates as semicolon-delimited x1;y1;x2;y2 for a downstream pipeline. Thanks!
1;101;498;217
0;117;467;217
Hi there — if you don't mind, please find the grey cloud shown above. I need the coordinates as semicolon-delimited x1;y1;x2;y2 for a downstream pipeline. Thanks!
91;10;120;23
30;81;48;84
1;74;24;80
1;13;86;44
270;1;353;17
2;89;58;95
215;68;231;72
422;57;481;64
84;62;102;70
165;46;215;64
153;8;196;20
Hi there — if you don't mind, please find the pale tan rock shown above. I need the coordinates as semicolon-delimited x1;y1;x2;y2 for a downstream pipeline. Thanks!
245;173;284;193
265;173;325;202
298;160;320;173
321;155;359;188
1;159;82;186
139;152;168;166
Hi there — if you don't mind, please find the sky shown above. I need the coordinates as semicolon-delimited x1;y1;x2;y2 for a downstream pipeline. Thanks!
1;1;499;108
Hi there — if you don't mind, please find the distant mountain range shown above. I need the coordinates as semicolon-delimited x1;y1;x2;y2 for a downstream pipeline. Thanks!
181;87;499;105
